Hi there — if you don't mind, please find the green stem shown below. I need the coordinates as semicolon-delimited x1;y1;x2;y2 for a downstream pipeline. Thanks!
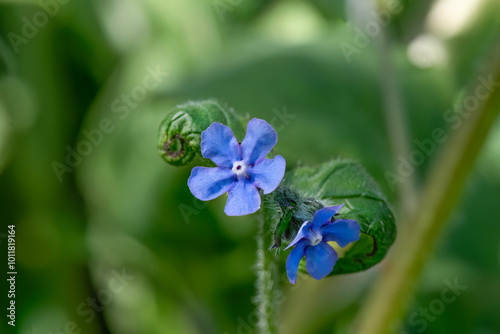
377;27;418;218
254;200;281;334
353;44;500;334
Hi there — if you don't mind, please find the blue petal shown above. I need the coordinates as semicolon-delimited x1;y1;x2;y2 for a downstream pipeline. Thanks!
188;167;235;201
224;179;261;216
249;155;286;194
305;242;338;280
286;239;308;284
311;204;344;230
284;221;312;250
201;122;241;167
240;118;278;165
321;219;361;247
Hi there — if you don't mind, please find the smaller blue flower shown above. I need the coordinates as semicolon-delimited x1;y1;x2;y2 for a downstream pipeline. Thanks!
188;118;286;216
285;204;360;284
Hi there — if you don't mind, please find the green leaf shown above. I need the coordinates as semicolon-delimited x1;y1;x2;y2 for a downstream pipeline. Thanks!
277;159;397;275
157;99;245;166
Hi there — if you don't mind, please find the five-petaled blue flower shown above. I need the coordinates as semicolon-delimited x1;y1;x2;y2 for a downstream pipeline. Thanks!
188;118;286;216
285;204;360;284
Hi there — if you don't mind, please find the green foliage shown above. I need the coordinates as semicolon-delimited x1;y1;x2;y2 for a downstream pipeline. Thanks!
276;160;396;275
157;99;245;166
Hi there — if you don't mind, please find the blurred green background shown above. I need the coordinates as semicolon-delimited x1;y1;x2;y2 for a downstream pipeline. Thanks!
1;0;499;333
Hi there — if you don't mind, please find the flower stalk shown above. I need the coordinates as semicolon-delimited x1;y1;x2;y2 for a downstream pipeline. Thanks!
254;201;281;334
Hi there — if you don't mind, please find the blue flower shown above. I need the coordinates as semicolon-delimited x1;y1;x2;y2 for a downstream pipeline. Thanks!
285;204;360;284
188;118;286;216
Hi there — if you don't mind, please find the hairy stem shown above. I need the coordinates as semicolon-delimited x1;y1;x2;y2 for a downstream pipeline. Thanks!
353;43;500;334
254;203;281;334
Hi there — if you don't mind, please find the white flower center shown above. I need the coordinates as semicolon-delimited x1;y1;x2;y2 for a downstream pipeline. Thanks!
232;161;248;177
310;232;323;246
